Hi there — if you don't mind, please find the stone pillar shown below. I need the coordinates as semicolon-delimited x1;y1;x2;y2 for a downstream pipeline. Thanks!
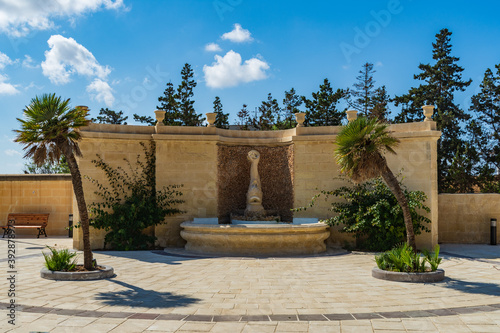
206;112;217;127
422;105;435;122
346;110;358;122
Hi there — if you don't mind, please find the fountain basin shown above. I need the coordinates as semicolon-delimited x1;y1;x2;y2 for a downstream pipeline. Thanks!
180;220;330;256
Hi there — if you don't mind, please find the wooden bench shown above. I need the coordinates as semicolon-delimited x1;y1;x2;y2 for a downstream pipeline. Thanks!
1;213;49;238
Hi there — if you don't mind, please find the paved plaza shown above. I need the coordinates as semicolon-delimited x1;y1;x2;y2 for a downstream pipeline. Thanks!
1;236;499;332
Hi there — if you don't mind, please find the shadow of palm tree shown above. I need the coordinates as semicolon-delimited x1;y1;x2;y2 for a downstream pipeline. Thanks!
441;277;500;297
95;279;200;308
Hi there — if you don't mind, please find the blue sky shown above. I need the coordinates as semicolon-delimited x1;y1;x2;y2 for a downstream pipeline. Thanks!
0;0;499;173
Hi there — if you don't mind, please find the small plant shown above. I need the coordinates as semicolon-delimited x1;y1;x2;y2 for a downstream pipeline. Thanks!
43;246;78;271
375;243;442;273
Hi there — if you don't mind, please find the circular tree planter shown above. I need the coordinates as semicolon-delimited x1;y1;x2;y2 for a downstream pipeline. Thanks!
41;265;114;281
372;267;445;283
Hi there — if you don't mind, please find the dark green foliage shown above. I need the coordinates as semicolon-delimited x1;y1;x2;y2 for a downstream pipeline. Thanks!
348;62;375;116
88;141;184;250
133;114;156;126
280;88;302;129
303;78;346;126
43;246;78;271
375;243;442;272
91;108;128;125
236;104;251;130
467;64;500;193
252;93;280;130
348;63;391;121
213;96;229;129
393;29;473;192
297;177;430;251
157;81;182;126
177;63;204;126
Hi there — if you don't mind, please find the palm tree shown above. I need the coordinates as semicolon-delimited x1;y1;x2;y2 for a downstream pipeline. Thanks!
15;94;94;270
334;117;417;250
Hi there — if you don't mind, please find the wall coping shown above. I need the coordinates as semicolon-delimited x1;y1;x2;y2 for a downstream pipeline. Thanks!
80;122;441;145
0;174;72;181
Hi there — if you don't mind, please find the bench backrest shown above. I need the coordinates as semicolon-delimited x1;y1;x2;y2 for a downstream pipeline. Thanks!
7;213;49;227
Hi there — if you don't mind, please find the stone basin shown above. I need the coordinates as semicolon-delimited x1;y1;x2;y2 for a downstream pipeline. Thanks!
180;219;330;256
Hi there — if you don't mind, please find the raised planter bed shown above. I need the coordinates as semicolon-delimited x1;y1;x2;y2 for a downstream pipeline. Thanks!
40;265;114;281
372;267;445;283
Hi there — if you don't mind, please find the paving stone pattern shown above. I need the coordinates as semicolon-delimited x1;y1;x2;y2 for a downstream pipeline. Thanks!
1;237;500;332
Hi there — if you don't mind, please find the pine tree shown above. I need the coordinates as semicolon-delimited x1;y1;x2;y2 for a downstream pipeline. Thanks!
349;62;376;116
157;81;181;126
133;114;156;126
252;93;280;130
236;104;251;130
91;108;128;124
393;29;472;192
177;63;204;126
281;88;302;129
468;64;500;192
371;86;391;122
302;79;346;126
213;96;229;129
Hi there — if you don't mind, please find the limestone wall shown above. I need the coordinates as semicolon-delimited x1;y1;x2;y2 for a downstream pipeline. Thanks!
438;194;500;244
73;120;440;250
0;175;73;237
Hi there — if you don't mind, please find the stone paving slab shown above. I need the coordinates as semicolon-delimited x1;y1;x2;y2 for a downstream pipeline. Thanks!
0;237;500;332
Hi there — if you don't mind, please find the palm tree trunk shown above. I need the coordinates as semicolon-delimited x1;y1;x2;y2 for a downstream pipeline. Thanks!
380;164;417;250
64;146;93;270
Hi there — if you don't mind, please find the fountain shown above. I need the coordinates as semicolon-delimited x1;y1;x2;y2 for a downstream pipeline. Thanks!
180;148;330;256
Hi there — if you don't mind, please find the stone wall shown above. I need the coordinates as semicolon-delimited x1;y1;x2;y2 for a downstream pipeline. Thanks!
72;121;440;250
438;194;500;244
0;175;73;237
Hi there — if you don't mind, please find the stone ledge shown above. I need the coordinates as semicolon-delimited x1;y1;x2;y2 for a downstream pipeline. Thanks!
372;267;445;283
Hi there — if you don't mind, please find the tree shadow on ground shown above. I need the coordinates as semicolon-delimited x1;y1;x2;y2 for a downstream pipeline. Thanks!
95;279;200;308
441;277;500;297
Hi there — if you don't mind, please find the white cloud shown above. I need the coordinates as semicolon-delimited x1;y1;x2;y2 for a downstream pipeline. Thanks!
0;74;20;95
42;34;111;85
5;149;22;157
87;78;114;107
0;0;126;37
22;55;39;68
205;43;222;52
375;61;384;67
0;51;14;69
221;24;253;43
203;50;269;89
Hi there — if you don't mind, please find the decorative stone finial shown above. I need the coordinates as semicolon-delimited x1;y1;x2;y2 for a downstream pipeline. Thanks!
295;112;306;127
422;105;435;122
206;112;217;127
154;110;166;126
76;105;89;112
346;110;358;123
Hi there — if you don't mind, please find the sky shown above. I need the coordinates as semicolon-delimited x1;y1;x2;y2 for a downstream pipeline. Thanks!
0;0;499;174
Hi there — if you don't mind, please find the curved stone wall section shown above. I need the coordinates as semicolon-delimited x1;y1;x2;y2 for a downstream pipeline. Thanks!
217;145;294;223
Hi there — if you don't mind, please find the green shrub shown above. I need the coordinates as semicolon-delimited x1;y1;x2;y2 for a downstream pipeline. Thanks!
87;141;184;250
296;177;431;251
43;246;78;271
375;243;442;272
